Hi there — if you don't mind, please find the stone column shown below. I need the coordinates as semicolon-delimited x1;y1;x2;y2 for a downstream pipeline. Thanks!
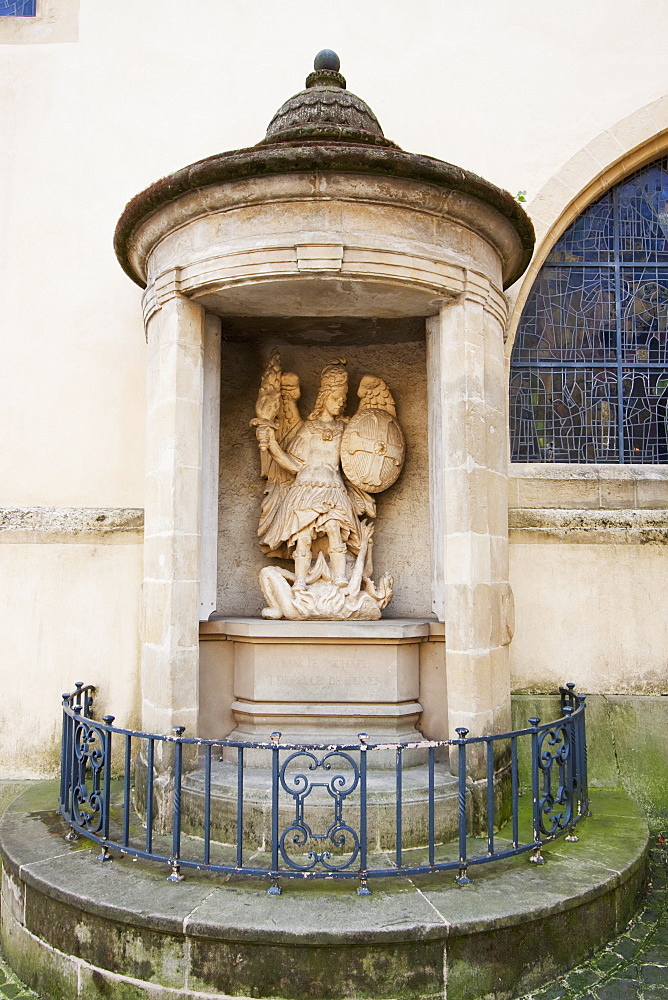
427;277;512;773
142;292;205;738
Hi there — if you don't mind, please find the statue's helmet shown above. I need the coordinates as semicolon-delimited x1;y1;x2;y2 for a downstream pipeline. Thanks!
319;359;348;391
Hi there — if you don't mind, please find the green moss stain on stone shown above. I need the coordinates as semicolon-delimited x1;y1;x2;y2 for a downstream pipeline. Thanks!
24;888;185;989
188;936;444;999
512;693;668;821
447;893;619;1000
1;905;78;1000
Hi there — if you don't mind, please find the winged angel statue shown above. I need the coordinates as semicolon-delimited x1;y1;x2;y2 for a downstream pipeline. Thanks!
251;353;405;620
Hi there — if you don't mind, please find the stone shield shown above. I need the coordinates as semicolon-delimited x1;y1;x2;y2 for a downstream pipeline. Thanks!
341;408;405;493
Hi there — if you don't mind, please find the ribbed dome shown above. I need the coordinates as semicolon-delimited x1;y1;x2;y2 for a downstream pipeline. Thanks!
260;51;398;149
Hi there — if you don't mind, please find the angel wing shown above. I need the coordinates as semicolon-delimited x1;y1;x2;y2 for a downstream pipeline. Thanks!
356;375;397;416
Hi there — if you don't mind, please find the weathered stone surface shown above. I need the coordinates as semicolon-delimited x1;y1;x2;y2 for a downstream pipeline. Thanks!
512;694;668;821
115;151;533;291
0;507;144;543
0;783;649;1000
509;507;668;543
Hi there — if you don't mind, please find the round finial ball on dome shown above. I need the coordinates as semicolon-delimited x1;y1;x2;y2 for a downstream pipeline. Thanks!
313;49;340;72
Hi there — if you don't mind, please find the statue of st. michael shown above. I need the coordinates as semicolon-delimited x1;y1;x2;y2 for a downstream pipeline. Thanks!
251;353;405;621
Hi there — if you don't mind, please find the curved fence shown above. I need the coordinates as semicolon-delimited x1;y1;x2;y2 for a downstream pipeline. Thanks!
59;683;588;894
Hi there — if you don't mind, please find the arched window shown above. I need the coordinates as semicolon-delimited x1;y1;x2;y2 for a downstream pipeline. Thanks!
510;155;668;463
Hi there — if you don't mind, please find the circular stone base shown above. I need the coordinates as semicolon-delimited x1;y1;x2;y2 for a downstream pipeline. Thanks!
0;783;648;1000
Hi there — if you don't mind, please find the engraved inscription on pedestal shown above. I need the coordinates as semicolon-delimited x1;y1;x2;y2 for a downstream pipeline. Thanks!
252;352;405;620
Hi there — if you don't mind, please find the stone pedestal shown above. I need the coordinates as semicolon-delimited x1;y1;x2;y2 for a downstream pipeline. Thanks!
217;618;427;763
186;618;456;848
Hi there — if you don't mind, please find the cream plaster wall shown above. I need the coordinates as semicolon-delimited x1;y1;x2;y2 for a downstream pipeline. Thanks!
0;536;142;777
1;1;667;507
509;537;668;696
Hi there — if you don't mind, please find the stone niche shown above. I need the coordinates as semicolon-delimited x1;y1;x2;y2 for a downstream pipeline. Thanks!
113;51;533;773
217;326;431;619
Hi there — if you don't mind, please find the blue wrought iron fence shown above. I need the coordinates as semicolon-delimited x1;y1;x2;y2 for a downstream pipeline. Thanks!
59;682;589;894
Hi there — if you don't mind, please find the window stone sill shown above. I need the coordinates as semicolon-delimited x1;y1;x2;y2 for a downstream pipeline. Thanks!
509;464;668;508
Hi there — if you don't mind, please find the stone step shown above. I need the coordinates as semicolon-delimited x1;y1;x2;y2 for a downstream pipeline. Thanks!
0;783;648;1000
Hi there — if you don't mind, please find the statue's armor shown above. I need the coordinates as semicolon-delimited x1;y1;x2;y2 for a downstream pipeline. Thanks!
259;419;361;555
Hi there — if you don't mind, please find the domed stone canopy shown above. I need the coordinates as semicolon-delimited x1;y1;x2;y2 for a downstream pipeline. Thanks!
260;50;398;148
114;51;535;290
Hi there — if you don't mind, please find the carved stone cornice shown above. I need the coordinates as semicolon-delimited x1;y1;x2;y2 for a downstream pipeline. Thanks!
508;508;668;544
115;147;534;291
0;507;144;543
141;268;184;327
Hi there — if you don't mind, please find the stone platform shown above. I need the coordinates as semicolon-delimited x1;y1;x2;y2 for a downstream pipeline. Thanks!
0;783;648;1000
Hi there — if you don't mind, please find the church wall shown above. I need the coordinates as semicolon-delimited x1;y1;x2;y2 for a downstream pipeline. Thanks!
1;1;668;776
2;1;666;508
509;536;668;696
508;466;668;696
0;523;142;778
217;337;431;619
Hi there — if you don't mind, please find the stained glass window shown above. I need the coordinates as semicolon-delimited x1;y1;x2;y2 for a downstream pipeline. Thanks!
0;0;36;14
510;155;668;463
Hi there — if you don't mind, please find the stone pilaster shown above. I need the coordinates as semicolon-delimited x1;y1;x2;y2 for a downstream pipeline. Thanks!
142;292;205;738
427;278;512;772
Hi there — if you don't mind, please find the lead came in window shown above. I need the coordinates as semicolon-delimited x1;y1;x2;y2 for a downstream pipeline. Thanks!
510;156;668;463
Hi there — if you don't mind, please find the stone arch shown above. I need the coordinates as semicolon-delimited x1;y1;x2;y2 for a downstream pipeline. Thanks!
505;96;668;359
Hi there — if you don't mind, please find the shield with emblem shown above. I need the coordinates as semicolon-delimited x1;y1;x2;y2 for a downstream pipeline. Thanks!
341;408;406;493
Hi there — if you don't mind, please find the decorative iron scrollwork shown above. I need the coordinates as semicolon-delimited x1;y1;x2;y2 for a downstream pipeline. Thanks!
278;750;361;871
71;720;107;835
537;726;573;836
59;681;590;887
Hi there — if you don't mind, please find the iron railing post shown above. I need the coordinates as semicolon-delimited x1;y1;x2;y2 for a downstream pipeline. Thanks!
395;745;403;870
529;717;545;864
357;733;370;895
64;692;81;841
145;737;155;856
59;693;71;820
236;745;244;869
168;727;185;882
486;738;495;855
268;731;282;895
578;695;590;816
511;734;519;849
562;705;579;842
122;732;132;848
203;743;212;866
96;715;114;862
428;745;435;868
454;728;471;884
